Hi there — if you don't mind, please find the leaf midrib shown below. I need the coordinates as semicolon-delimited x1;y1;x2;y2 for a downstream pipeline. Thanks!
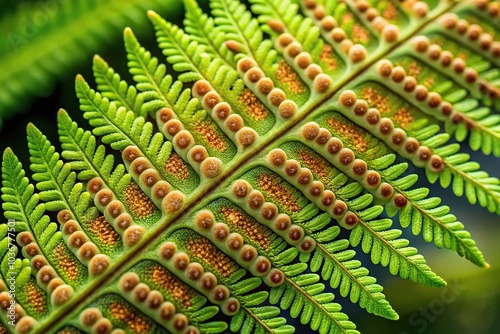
315;243;396;319
284;277;352;334
36;3;459;332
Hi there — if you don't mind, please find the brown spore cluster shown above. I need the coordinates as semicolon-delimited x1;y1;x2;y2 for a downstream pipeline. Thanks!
53;243;79;281
239;88;268;121
320;44;337;70
26;282;45;314
124;182;157;218
352;23;370;44
257;174;301;212
110;302;152;334
341;13;369;43
392;108;413;129
193;121;228;151
276;60;306;94
147;265;193;308
327;118;369;153
297;149;332;185
88;216;119;246
382;3;398;20
221;207;269;249
185;238;236;278
406;61;422;78
361;87;390;113
165;153;190;180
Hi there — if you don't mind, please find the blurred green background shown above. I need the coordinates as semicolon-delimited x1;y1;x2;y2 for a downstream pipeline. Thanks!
0;1;499;333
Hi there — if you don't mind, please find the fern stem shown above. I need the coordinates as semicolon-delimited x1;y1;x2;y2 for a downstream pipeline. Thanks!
242;306;275;333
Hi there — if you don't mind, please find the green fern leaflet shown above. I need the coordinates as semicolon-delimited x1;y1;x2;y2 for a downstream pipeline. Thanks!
1;0;500;333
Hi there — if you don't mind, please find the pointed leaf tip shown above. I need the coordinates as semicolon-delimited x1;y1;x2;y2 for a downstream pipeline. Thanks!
147;10;158;19
57;109;67;116
124;27;133;36
3;147;13;156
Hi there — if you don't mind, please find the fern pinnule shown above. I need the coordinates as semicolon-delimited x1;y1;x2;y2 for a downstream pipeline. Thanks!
210;0;278;69
327;84;500;212
270;263;358;334
1;149;84;331
92;55;147;119
300;214;397;320
184;0;240;67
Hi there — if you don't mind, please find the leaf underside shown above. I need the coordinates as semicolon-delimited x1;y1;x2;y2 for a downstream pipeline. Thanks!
1;0;500;334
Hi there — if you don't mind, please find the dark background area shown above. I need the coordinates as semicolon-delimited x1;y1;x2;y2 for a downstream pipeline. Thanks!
1;1;499;333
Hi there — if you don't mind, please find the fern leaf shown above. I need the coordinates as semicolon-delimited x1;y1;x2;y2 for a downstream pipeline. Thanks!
350;218;445;287
184;0;238;67
271;264;359;334
27;123;89;218
92;55;146;119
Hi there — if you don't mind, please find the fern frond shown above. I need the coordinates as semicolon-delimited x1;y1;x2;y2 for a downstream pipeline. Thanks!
2;148;42;230
333;77;500;211
57;109;130;188
124;27;208;124
75;75;186;190
231;303;294;333
149;11;256;109
211;0;276;67
149;10;207;83
92;55;146;119
447;99;500;157
1;148;81;324
184;0;238;67
364;54;500;158
26;123;90;217
2;1;500;333
304;85;491;265
271;264;359;334
124;27;174;116
0;0;183;128
301;234;397;320
350;217;445;287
